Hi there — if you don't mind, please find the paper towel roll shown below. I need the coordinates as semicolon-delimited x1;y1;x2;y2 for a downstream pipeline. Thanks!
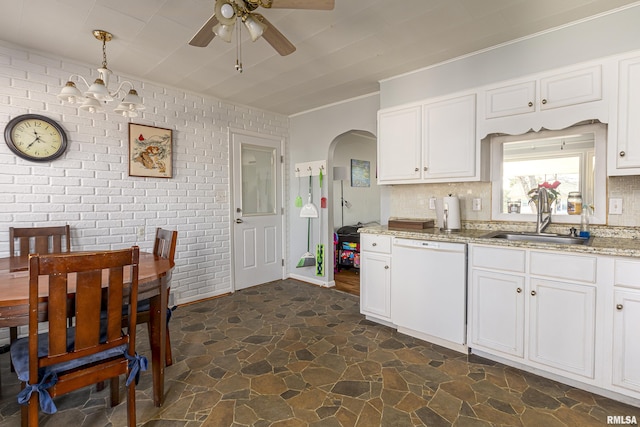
442;195;461;231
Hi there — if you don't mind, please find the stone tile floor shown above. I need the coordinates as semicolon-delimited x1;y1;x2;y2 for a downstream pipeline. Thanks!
0;279;638;426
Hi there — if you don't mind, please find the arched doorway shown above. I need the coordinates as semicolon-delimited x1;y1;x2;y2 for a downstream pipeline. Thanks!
327;130;378;295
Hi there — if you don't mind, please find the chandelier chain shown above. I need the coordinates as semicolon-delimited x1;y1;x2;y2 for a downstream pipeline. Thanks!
102;38;108;69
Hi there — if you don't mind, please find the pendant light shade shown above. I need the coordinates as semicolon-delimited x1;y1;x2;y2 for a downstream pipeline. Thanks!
57;81;84;103
79;97;103;113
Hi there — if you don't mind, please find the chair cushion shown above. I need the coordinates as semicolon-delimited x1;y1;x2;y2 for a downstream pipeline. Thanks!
10;328;128;383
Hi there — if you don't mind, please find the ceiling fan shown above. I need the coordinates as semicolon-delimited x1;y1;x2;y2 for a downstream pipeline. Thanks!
189;0;335;56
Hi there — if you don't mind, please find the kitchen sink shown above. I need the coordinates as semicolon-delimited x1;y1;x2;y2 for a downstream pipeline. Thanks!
482;231;593;246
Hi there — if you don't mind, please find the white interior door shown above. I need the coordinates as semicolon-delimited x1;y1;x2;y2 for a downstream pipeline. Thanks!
231;131;283;290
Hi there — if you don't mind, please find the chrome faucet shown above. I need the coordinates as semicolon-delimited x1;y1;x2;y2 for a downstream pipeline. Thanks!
535;187;551;234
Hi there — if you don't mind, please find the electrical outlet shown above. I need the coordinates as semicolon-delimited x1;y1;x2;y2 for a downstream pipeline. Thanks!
609;198;623;215
429;197;436;210
137;226;145;238
472;198;482;211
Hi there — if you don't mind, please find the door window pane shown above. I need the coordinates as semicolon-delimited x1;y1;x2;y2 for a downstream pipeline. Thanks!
242;145;276;215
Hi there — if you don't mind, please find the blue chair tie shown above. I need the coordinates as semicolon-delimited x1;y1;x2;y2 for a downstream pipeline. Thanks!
17;371;58;414
124;351;148;386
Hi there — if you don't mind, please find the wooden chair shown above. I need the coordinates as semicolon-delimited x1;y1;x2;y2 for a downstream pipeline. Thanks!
8;226;72;353
9;225;71;258
135;228;177;367
10;247;145;427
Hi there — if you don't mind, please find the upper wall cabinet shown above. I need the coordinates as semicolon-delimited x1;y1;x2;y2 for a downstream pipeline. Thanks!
378;93;481;184
478;63;610;138
609;53;640;175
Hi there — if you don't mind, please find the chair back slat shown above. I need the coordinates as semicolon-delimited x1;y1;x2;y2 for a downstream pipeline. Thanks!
10;225;71;257
28;247;139;377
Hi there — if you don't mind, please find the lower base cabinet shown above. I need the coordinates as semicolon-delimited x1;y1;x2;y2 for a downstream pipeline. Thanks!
359;234;392;323
613;287;640;394
529;279;596;379
469;269;525;357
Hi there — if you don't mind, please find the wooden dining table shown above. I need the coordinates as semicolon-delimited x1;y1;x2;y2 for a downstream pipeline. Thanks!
0;251;174;407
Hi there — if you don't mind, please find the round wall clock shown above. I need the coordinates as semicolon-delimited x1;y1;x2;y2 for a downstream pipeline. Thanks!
4;114;68;161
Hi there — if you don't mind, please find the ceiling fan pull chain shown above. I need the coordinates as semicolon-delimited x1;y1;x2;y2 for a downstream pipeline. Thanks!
235;22;243;73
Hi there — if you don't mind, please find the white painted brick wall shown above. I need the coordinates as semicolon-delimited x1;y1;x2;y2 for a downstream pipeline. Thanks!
0;41;289;308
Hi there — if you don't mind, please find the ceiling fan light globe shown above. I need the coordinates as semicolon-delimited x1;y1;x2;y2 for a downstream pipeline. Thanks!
243;14;267;41
215;0;237;25
213;23;234;42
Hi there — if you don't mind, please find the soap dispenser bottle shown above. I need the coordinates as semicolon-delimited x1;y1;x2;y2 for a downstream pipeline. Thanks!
579;209;590;238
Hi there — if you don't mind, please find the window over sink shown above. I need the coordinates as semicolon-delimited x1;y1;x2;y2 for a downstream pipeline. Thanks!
491;122;607;225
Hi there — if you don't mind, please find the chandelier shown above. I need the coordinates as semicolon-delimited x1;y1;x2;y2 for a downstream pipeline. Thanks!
57;30;145;117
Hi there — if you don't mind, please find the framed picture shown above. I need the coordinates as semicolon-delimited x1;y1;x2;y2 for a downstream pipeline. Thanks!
129;123;173;178
351;159;370;187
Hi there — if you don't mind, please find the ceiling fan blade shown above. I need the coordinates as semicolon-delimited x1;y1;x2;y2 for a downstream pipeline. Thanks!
255;14;296;56
269;0;334;10
189;14;219;47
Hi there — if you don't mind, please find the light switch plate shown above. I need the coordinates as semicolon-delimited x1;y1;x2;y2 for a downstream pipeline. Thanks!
609;198;623;215
429;198;436;210
472;198;482;211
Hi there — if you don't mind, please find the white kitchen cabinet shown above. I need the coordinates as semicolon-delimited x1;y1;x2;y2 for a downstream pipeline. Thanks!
479;63;607;137
422;94;477;181
377;93;479;184
612;287;640;394
377;105;421;182
469;269;525;357
469;245;600;381
609;54;640;175
359;234;392;323
528;278;596;379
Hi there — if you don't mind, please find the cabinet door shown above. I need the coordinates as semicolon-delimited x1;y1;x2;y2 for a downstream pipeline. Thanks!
469;269;525;357
377;106;422;183
612;288;640;393
613;56;640;171
360;252;391;321
529;279;596;378
485;81;536;119
539;65;602;111
423;94;477;180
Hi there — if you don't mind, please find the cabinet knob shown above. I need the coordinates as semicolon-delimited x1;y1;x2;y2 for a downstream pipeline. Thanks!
616;303;623;310
424;167;427;171
372;242;377;246
541;99;547;105
527;102;533;107
415;167;419;172
516;287;522;293
384;265;389;269
620;151;626;157
531;290;537;296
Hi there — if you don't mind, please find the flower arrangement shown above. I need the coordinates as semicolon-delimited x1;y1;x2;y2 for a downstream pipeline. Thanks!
528;180;561;209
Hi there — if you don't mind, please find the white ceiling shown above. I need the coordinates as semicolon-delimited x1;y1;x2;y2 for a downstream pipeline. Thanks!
1;0;639;116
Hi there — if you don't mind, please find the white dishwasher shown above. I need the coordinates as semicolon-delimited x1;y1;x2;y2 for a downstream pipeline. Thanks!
391;238;467;353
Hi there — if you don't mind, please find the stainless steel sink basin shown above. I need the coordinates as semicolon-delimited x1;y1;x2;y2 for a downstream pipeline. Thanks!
482;231;593;246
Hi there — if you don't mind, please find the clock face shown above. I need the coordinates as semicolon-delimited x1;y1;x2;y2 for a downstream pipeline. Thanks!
4;114;67;161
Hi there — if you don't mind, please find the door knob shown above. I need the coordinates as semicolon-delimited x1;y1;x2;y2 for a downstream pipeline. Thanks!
235;219;243;224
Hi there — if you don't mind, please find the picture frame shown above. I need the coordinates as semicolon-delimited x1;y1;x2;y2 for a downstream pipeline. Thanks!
128;123;173;178
350;159;370;187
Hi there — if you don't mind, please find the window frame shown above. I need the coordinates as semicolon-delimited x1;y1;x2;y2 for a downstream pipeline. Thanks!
490;123;607;225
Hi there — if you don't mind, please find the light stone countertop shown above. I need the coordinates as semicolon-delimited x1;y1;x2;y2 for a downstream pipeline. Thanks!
358;223;640;258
